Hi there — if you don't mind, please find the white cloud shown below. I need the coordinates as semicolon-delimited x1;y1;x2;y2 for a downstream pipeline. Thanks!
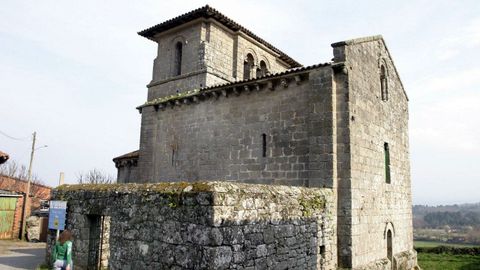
410;68;480;153
434;18;480;61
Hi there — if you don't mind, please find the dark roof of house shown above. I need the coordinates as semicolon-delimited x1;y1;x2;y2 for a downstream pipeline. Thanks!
0;190;22;197
138;5;302;68
113;150;139;162
0;151;9;164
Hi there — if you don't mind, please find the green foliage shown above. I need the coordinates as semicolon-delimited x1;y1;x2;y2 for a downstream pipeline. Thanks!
418;252;480;270
35;264;50;270
424;211;480;228
415;246;480;256
299;195;326;217
415;241;479;248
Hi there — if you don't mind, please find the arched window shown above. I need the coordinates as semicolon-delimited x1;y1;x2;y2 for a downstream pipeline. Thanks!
174;42;183;76
243;54;254;80
380;65;388;101
387;229;393;262
259;60;268;77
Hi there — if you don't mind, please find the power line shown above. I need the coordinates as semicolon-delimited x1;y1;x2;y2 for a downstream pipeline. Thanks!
0;130;30;141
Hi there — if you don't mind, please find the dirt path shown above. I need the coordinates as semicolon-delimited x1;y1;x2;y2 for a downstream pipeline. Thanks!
0;240;46;270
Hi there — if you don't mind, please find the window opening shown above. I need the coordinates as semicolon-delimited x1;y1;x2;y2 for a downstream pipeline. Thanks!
384;143;391;183
243;54;254;80
262;134;267;157
320;245;326;260
259;60;268;77
174;42;183;76
380;65;388;101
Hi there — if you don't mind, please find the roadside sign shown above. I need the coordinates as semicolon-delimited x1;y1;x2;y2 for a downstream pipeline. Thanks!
48;200;67;230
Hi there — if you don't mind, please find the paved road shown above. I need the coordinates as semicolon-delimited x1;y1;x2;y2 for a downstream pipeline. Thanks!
0;241;46;270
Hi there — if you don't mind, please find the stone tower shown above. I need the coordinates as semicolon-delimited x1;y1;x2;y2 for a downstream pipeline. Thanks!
138;5;299;100
113;5;418;269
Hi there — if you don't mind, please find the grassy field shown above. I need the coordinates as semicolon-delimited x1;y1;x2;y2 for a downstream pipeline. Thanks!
415;240;480;248
418;253;480;270
415;241;480;270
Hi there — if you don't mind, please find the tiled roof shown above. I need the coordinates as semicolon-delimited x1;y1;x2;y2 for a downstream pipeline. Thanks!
0;151;9;164
0;189;22;196
137;62;331;109
113;150;139;161
0;174;52;189
201;62;331;91
138;5;301;68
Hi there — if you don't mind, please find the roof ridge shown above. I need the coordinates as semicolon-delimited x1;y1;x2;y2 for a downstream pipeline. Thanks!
331;35;384;47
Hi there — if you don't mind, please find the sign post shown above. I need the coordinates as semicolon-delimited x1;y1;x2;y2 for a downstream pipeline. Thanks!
48;200;67;239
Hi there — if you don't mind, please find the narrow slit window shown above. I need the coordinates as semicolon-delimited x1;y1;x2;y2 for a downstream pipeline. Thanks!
384;142;391;183
174;42;183;76
380;65;388;101
262;133;267;157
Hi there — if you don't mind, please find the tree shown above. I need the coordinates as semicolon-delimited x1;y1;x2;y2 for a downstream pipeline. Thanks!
0;159;46;193
76;169;114;184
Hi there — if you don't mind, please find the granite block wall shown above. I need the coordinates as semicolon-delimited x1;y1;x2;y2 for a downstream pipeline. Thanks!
332;37;415;268
146;19;291;101
137;66;336;189
46;182;335;270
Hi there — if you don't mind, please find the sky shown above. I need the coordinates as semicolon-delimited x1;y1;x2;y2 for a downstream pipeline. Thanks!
0;1;479;206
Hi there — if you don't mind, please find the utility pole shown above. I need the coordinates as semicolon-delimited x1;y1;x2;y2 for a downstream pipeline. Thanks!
21;131;36;240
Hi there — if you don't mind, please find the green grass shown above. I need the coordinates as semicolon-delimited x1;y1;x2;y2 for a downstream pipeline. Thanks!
415;240;480;248
35;266;49;270
418;253;480;270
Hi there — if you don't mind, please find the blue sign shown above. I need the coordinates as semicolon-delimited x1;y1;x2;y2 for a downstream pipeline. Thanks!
48;201;67;230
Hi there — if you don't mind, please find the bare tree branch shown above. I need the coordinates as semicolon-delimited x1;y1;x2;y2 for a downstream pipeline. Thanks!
77;169;115;184
0;159;45;185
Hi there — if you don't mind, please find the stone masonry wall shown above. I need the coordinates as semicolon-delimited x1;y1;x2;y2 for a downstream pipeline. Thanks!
137;66;337;190
117;165;139;184
46;182;335;270
332;37;416;269
146;19;291;101
148;21;206;99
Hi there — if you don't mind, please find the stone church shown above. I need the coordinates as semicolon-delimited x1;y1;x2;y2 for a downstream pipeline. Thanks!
111;5;418;269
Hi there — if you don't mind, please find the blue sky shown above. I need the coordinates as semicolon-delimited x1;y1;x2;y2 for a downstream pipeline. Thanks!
0;1;479;205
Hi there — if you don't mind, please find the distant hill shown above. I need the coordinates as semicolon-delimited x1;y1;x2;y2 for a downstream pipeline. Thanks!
413;202;480;229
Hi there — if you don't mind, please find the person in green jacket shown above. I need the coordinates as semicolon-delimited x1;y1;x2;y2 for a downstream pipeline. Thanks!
52;230;73;270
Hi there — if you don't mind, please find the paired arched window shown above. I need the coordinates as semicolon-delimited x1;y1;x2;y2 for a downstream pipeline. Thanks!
174;42;183;76
243;54;255;80
380;64;388;101
258;60;268;77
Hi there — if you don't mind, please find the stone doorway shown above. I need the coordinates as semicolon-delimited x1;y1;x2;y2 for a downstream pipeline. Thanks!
87;215;110;270
387;229;392;263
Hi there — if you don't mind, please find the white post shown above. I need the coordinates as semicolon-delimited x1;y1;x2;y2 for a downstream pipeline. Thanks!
59;172;65;186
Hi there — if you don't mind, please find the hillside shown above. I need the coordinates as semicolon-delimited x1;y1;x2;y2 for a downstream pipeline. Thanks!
413;202;480;245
